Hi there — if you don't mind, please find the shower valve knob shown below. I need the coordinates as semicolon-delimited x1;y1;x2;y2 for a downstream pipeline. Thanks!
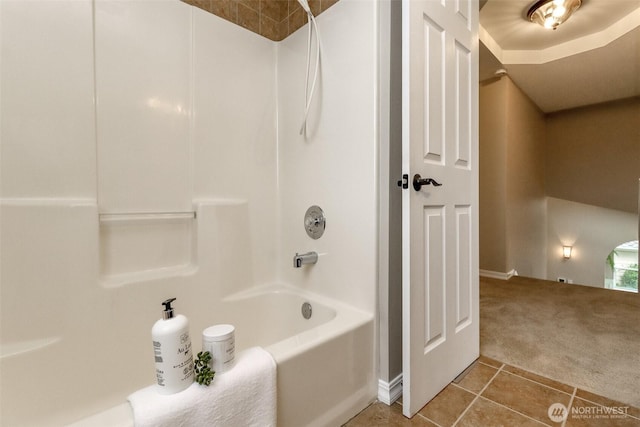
304;206;325;240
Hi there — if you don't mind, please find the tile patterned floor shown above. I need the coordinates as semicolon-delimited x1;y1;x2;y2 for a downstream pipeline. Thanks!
343;356;640;427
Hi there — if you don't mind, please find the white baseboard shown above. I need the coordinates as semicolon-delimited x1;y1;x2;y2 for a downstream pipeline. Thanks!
479;269;517;280
378;374;402;405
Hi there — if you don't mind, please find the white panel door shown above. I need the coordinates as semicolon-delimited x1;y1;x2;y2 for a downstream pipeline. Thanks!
401;0;479;418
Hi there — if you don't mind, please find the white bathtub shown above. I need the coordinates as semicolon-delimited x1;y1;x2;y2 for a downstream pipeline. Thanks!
71;284;375;427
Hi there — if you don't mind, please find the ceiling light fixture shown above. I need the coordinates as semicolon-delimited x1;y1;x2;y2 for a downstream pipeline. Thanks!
527;0;582;30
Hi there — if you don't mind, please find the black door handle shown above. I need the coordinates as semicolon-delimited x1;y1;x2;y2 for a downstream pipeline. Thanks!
413;174;443;191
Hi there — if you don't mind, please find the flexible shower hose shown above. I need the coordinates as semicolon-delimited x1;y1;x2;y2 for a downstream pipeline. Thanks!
298;2;321;136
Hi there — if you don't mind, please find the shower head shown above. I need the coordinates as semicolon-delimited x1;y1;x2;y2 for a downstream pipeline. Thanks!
297;0;311;14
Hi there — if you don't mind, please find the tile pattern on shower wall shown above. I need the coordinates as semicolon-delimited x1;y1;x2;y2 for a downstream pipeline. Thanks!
181;0;339;41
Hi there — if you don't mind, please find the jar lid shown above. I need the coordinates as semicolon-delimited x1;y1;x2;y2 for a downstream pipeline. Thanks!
203;324;235;341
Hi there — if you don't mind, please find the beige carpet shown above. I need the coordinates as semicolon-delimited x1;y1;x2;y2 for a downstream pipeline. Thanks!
480;275;640;408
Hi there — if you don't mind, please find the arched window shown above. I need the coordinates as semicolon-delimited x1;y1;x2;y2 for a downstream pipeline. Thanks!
605;240;638;292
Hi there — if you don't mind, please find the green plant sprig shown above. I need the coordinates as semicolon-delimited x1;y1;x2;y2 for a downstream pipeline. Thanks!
194;351;215;386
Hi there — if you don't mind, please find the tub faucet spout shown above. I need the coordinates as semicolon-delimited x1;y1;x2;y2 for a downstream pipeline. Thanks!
293;252;318;268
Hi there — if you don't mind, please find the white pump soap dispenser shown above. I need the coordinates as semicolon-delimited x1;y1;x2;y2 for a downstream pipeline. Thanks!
151;298;194;394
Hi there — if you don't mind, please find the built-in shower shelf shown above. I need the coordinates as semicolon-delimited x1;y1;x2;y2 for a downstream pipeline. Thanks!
99;211;196;223
99;210;196;286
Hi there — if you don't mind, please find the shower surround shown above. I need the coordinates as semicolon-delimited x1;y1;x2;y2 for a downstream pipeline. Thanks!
0;0;380;425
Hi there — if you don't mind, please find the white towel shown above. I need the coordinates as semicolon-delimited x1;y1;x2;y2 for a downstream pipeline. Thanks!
128;347;277;427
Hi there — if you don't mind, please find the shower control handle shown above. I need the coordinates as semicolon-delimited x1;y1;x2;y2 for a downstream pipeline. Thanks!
413;174;443;191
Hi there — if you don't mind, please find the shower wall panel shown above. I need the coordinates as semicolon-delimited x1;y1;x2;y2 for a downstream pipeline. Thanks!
1;1;278;424
192;7;278;283
0;0;96;199
95;0;192;214
276;0;378;314
94;0;195;284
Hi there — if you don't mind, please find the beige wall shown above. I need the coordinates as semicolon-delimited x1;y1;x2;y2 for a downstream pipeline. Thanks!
479;78;508;273
505;78;547;278
481;83;639;287
547;197;637;287
480;77;547;278
546;98;640;214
